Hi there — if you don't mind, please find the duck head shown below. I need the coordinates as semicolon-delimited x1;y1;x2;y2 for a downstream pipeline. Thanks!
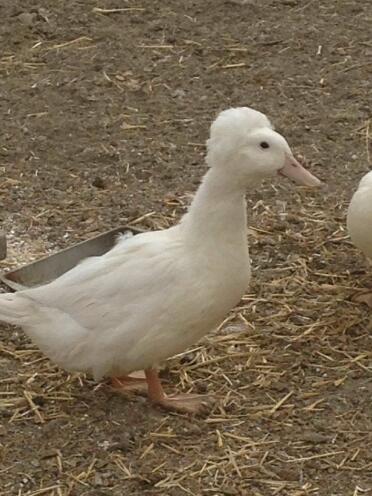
206;107;321;187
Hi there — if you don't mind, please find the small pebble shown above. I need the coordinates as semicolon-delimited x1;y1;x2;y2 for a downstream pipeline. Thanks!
17;12;36;26
172;89;186;98
92;177;106;189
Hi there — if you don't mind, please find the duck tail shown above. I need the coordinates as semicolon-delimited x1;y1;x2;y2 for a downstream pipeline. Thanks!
0;293;29;326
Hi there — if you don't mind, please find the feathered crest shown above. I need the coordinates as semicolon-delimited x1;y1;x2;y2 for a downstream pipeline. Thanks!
206;107;272;167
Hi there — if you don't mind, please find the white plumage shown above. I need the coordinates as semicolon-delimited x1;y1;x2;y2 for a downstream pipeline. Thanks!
347;170;372;308
347;171;372;260
0;107;320;412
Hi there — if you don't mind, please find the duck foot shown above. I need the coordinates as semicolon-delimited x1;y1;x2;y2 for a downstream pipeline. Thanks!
145;368;211;414
156;393;211;414
351;291;372;308
110;371;148;395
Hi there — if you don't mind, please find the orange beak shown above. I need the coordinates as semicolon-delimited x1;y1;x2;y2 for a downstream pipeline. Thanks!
279;155;321;187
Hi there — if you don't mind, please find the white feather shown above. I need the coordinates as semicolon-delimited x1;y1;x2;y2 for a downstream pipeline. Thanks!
347;171;372;260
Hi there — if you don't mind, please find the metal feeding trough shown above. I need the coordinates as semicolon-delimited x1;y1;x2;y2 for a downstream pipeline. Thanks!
0;231;6;260
0;226;143;292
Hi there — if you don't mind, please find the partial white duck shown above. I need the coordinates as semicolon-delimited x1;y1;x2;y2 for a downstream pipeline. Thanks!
347;170;372;307
0;107;320;413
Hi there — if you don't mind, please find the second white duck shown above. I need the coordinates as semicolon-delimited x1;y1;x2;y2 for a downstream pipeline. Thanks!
347;170;372;307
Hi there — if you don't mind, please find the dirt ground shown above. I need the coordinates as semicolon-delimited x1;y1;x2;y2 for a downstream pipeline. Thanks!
0;0;371;495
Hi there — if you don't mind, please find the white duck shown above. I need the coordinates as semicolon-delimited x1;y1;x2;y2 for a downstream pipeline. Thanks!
0;107;320;413
347;170;372;307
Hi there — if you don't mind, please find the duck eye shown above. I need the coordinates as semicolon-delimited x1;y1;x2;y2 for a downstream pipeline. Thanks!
260;141;270;149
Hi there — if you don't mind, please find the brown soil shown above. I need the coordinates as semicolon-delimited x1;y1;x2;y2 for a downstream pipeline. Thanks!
0;1;371;495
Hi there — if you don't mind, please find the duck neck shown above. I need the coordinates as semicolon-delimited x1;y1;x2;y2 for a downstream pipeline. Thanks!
180;167;248;243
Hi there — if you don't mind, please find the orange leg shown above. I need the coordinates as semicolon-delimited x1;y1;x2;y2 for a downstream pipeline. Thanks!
110;371;148;395
145;368;210;414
